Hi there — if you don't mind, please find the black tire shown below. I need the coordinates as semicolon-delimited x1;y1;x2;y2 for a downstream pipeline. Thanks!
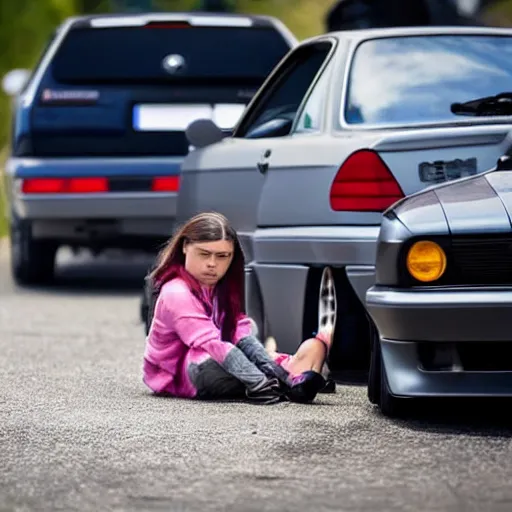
379;347;410;419
140;289;149;327
379;364;407;419
368;319;409;418
10;217;57;286
367;320;381;405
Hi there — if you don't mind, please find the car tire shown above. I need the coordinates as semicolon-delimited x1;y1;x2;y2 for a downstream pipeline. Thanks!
10;217;57;286
368;321;409;418
379;346;411;419
379;362;407;419
140;289;149;330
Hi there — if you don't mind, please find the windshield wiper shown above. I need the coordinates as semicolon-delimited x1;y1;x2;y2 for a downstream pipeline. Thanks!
451;92;512;116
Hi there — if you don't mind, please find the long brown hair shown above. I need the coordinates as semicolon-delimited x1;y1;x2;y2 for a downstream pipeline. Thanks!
150;212;246;342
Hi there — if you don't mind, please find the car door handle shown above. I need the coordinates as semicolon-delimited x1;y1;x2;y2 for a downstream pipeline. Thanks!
257;149;272;175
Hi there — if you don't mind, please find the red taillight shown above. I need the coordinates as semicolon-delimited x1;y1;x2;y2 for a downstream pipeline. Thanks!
22;178;64;194
21;177;109;194
67;178;108;193
329;149;404;212
151;176;180;192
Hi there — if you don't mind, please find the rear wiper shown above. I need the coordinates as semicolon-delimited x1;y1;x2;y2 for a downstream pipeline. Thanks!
451;92;512;116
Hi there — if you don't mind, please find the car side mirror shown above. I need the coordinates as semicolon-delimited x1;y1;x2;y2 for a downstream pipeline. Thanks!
2;69;31;96
497;155;512;171
245;118;293;139
186;119;226;149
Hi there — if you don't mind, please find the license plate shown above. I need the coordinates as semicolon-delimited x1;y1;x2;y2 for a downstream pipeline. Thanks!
133;104;211;131
132;103;246;131
418;157;477;183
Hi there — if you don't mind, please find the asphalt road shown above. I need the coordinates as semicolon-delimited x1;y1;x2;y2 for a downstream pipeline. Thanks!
2;243;512;512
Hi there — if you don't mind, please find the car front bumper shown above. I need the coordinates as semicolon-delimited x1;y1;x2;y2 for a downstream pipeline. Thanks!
366;286;512;397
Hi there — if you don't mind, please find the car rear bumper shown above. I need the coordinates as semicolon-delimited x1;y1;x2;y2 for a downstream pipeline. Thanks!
367;286;512;397
5;156;181;238
13;191;177;221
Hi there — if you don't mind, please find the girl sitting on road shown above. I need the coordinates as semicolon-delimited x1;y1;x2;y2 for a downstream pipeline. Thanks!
142;212;337;405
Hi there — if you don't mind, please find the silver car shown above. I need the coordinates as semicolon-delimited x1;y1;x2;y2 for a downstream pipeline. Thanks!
366;155;512;417
179;25;512;375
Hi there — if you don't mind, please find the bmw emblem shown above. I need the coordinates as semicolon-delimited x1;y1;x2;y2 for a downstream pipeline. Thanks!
162;54;186;74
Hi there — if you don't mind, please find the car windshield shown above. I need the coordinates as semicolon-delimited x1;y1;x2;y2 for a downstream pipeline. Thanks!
51;26;291;84
343;35;512;126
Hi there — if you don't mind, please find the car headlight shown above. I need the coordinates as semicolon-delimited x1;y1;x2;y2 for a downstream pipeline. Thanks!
406;240;447;282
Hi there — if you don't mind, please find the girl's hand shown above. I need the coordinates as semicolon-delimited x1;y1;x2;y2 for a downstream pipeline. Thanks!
245;377;286;405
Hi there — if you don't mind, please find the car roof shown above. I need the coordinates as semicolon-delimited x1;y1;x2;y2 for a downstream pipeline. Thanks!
300;25;512;46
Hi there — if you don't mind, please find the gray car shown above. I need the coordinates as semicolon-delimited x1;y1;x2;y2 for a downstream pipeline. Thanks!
366;154;512;417
178;25;512;376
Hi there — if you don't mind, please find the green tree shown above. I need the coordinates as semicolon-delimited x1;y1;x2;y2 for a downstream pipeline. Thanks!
0;0;78;151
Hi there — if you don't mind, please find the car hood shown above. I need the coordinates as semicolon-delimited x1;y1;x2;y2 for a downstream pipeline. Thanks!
391;169;512;236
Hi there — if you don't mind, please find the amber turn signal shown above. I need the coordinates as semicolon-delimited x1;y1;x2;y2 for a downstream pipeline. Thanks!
406;240;447;282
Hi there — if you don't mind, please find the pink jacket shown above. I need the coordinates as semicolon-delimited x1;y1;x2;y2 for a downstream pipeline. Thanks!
143;277;253;398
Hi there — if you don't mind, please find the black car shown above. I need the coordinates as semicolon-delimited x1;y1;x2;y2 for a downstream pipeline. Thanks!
2;12;296;285
366;155;512;418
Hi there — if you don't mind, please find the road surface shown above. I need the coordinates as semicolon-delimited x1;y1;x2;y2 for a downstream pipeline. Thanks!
1;243;512;511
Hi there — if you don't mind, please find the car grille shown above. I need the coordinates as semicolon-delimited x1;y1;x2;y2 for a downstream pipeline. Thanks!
450;236;512;285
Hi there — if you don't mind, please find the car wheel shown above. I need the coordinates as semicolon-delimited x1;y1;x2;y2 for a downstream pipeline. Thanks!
10;217;57;286
140;289;149;329
317;267;338;394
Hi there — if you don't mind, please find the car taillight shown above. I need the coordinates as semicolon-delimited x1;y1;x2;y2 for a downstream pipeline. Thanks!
329;149;404;212
151;176;180;192
21;177;109;194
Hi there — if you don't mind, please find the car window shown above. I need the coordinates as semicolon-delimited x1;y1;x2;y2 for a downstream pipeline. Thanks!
235;42;333;138
344;35;512;127
294;61;332;133
50;26;291;84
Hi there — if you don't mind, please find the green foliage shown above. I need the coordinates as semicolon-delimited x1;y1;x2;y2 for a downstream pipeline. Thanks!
0;148;6;238
485;0;512;25
0;194;6;238
235;0;333;40
0;0;76;152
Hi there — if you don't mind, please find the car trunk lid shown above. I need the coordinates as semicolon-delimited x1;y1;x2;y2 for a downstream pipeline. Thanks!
373;124;512;196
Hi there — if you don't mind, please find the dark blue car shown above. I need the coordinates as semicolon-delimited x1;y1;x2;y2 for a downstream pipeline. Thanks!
2;12;296;285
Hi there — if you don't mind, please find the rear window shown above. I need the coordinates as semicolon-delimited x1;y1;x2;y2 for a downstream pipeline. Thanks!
344;35;512;126
51;26;291;84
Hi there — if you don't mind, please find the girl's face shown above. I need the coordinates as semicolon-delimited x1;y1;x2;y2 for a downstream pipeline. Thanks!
183;239;234;287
